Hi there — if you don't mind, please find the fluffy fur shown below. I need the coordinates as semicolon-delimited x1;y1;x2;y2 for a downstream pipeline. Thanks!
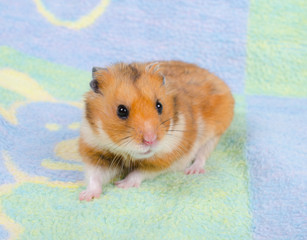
79;61;234;201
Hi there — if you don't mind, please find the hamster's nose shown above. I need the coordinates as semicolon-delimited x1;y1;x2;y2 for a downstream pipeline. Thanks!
143;133;157;146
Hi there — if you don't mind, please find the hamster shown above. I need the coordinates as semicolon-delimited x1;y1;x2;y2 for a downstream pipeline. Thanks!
79;61;234;201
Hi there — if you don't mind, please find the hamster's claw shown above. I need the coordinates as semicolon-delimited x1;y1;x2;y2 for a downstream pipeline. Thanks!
184;165;205;175
79;189;102;201
115;170;144;189
115;178;141;189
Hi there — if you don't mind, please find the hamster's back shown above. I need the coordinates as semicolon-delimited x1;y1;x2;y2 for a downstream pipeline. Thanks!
159;61;235;135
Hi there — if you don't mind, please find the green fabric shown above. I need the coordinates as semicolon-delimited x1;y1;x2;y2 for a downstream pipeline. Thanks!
246;0;307;97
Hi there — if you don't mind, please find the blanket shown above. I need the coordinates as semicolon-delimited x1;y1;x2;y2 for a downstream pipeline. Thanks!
0;0;306;239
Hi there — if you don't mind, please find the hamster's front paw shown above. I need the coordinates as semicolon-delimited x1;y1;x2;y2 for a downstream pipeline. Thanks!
79;189;102;201
115;178;141;189
115;171;143;189
184;163;205;175
184;155;206;175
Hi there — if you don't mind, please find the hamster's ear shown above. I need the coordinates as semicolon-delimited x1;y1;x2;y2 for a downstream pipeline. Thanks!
160;73;166;85
145;62;160;73
90;67;108;93
145;62;165;85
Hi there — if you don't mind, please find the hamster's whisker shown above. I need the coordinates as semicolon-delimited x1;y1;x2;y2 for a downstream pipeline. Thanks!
160;112;179;126
117;138;134;174
98;141;121;149
160;117;173;126
99;136;132;152
124;125;135;130
165;132;195;139
161;124;197;133
125;149;135;173
113;154;124;170
109;153;120;170
164;133;195;144
110;138;133;169
100;137;133;171
160;122;183;130
167;129;197;133
118;136;133;143
160;121;198;133
118;139;133;150
109;138;131;154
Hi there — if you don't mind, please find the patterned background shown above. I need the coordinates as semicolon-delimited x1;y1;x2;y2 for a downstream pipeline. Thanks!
0;0;306;239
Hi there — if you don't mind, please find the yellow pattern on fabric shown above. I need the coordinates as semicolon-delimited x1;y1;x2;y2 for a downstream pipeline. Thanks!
54;138;82;161
45;123;61;131
0;204;24;240
42;159;83;171
33;0;111;29
0;69;55;102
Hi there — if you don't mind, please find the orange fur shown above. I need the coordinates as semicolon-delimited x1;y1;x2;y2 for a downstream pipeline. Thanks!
79;138;118;167
80;61;234;173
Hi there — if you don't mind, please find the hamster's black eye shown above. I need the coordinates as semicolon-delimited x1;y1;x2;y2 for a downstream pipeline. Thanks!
156;101;163;115
117;105;129;119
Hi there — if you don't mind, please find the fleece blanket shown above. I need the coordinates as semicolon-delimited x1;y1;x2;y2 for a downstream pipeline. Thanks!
0;0;306;239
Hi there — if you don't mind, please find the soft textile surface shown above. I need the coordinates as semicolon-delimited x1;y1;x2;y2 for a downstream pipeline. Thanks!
0;0;306;239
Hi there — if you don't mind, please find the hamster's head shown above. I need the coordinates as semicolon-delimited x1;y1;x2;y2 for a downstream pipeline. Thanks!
84;62;177;160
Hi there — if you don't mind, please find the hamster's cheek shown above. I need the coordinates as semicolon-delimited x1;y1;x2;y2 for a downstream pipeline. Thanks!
155;116;186;155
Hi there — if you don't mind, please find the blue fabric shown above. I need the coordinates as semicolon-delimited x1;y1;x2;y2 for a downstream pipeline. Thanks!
0;0;306;239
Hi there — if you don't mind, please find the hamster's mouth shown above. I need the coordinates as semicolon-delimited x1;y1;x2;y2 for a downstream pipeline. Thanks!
131;148;155;160
142;149;152;155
